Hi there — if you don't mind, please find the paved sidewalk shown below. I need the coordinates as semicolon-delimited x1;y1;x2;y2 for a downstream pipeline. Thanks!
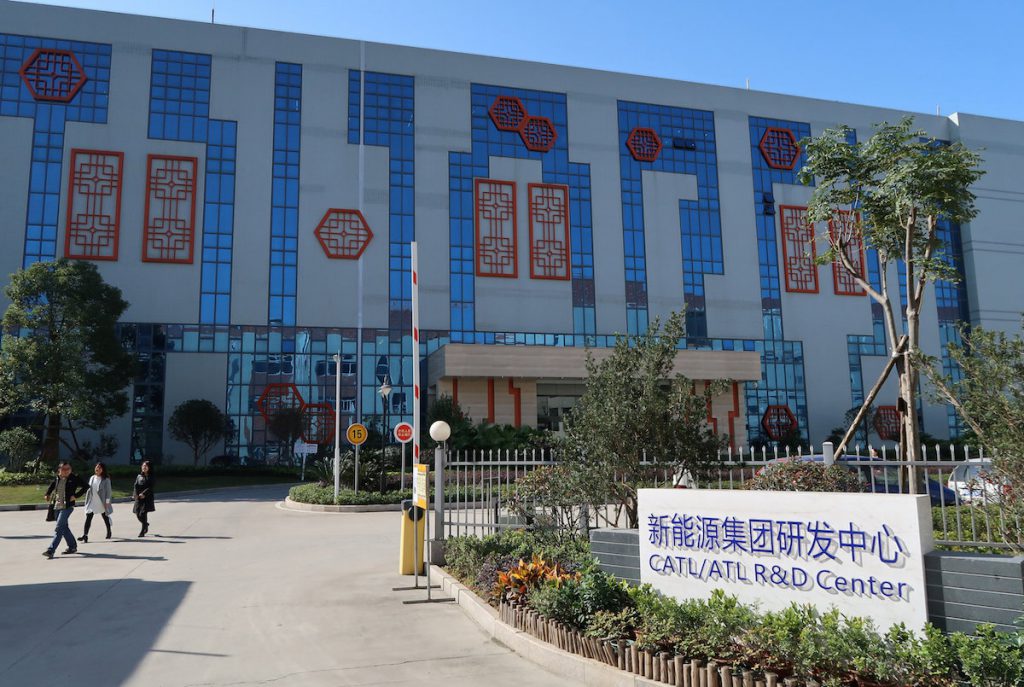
0;485;576;687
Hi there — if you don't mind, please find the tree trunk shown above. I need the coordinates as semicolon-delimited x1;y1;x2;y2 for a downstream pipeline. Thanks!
42;411;61;466
902;307;921;494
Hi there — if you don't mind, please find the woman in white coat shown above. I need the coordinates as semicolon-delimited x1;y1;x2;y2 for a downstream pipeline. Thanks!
78;462;112;543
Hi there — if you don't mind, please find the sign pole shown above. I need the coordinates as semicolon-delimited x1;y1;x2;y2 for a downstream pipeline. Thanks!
393;422;413;492
346;423;368;493
333;353;341;500
400;442;406;492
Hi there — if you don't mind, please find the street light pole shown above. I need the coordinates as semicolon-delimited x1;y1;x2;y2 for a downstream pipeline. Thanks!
333;353;341;501
378;375;392;491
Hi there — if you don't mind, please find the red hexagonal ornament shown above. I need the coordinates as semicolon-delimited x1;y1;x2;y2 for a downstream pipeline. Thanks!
761;404;798;441
256;383;304;423
489;95;527;132
758;127;801;170
19;48;88;103
301;402;336;444
315;209;373;259
873;406;901;441
626;127;662;162
519;115;557;153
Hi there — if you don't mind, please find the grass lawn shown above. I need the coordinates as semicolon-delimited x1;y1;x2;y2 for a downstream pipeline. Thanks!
0;474;297;506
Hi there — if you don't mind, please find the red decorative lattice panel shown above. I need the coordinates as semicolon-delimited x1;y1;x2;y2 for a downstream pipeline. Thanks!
520;115;557;153
778;205;818;293
759;127;800;170
19;48;87;103
829;209;866;296
143;155;197;264
475;179;518;278
315;209;373;259
761;404;798;442
256;383;305;423
528;183;571;281
64;149;123;261
626;127;662;162
489;95;527;132
873;406;901;441
301;402;336;444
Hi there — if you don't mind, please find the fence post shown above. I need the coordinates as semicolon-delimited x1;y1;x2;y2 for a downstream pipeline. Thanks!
822;442;834;466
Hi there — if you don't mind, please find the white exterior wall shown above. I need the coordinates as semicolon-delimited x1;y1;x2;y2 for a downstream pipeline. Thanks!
1;0;1022;458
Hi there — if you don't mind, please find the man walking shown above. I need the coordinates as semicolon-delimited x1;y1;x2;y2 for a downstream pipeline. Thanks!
43;461;88;559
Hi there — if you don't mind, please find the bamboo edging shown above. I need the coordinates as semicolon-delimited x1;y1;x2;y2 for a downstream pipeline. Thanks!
499;599;795;687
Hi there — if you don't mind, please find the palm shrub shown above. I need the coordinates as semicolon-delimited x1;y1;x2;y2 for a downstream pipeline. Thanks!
746;460;863;493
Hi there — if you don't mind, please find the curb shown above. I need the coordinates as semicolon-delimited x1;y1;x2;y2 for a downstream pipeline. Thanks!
281;497;403;513
431;565;660;687
0;482;296;512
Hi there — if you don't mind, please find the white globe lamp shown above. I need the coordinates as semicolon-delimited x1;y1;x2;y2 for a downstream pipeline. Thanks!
429;420;451;443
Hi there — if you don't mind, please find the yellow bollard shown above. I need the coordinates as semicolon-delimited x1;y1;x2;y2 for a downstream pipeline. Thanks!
398;500;425;575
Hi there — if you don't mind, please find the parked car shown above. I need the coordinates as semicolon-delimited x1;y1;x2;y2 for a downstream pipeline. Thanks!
946;459;1010;504
760;454;958;506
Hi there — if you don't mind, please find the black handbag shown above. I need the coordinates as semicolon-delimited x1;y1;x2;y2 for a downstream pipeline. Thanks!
45;503;55;522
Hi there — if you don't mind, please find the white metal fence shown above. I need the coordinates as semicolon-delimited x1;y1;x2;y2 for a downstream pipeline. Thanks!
438;444;1019;550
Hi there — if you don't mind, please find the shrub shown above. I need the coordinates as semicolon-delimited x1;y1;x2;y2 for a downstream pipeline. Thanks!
527;563;631;630
746;460;863;493
444;529;591;592
287;483;410;505
0;427;39;472
0;469;47;486
584;608;640;641
494;555;575;604
952;623;1024;687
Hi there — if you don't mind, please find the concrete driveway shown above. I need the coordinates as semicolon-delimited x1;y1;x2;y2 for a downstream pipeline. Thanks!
0;485;576;687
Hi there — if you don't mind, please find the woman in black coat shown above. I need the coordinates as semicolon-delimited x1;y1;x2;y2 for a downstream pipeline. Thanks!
131;460;156;537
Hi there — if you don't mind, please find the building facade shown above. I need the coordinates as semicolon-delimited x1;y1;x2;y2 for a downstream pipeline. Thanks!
1;1;1021;463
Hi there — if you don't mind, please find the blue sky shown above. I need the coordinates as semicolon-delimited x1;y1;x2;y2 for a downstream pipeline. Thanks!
18;0;1024;121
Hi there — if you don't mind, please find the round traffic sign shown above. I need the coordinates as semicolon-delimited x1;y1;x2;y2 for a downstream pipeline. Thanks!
346;423;368;446
394;422;413;444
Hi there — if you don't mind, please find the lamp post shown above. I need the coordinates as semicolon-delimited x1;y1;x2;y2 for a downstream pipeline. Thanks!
378;375;392;490
332;353;342;501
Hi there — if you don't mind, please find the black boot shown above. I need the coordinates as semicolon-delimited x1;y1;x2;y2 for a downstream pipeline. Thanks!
77;534;88;543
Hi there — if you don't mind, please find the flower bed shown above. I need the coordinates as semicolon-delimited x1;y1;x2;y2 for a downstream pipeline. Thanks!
446;531;1024;687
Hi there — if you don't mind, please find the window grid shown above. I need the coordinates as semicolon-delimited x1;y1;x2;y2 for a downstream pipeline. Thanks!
617;101;722;338
0;33;111;266
745;116;813;441
450;84;595;342
147;49;237;326
269;62;302;325
934;218;970;435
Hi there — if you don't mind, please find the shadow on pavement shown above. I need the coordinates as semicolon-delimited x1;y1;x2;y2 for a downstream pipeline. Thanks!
75;552;167;561
0;578;192;684
160;485;293;504
0;535;50;540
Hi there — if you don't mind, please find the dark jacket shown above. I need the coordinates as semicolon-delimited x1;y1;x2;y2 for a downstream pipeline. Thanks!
132;473;156;514
45;473;88;509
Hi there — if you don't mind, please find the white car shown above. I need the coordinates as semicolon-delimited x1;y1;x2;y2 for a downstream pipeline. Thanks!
946;459;1008;504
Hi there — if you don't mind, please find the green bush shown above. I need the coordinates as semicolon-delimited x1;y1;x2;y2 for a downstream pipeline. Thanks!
445;530;1024;685
287;483;411;505
746;460;864;493
952;623;1024;687
444;529;591;592
0;427;39;472
527;563;631;630
584;608;640;641
0;469;47;486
